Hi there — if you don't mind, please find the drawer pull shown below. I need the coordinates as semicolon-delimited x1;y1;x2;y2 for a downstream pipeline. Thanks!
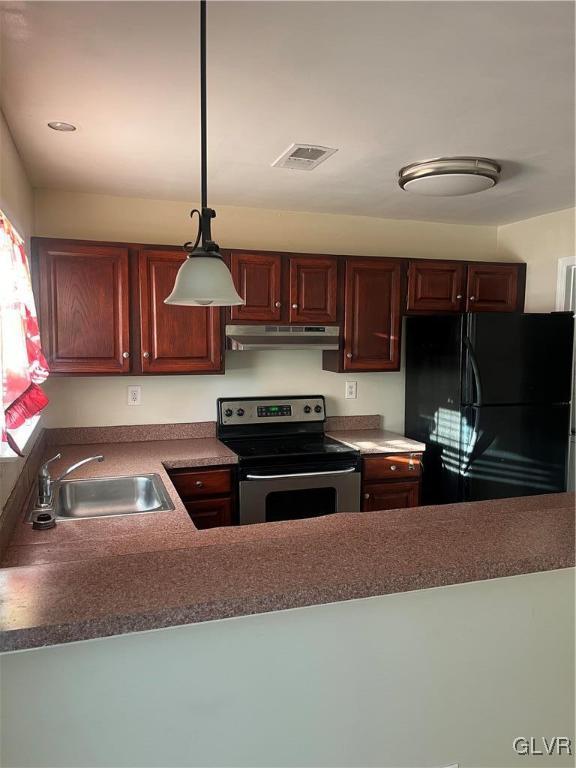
195;480;204;488
389;465;397;471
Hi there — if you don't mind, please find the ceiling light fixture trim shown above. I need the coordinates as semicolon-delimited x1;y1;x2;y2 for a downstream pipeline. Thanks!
164;0;244;307
47;121;76;132
398;156;501;196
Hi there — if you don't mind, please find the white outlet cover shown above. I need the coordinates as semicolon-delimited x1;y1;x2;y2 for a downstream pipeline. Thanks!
345;381;357;399
127;385;141;405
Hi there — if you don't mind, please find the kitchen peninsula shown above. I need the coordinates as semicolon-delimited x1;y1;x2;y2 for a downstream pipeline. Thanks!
0;418;573;652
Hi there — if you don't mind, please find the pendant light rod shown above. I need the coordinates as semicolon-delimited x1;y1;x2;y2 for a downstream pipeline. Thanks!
200;0;208;212
198;0;217;253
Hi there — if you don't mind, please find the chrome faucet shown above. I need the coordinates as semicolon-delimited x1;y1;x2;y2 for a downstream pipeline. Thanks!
37;453;105;507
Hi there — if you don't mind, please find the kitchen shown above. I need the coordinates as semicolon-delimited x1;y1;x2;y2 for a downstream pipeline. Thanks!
0;2;574;767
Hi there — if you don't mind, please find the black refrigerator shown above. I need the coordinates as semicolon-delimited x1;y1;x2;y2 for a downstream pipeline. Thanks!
404;312;574;505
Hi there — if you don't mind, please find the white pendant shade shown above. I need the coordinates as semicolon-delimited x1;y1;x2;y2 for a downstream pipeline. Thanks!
164;254;244;306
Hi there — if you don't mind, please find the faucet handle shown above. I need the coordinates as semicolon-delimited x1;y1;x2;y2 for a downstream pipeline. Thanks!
40;453;61;475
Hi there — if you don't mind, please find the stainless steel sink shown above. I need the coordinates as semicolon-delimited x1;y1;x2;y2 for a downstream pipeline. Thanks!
42;474;174;520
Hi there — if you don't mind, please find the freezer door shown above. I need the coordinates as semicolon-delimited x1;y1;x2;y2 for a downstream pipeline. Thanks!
461;404;570;501
463;313;574;405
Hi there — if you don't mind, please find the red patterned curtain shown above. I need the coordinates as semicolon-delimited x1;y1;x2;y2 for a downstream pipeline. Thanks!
0;210;49;456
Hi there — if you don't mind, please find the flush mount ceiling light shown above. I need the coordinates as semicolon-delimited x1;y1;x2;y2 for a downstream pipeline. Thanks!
165;0;243;307
398;156;501;196
47;121;76;132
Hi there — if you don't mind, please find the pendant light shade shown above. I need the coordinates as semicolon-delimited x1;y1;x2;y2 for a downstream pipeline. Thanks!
165;252;244;306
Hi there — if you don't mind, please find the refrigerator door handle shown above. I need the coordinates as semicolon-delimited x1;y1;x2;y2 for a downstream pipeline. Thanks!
462;407;481;476
464;336;483;406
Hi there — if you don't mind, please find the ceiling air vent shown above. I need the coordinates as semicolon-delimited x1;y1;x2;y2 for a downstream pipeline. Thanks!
272;143;338;171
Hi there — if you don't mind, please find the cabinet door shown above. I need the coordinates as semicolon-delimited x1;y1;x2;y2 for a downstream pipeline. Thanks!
406;260;466;313
362;481;420;512
466;264;520;312
138;250;222;373
36;240;130;374
230;252;283;322
343;259;402;371
184;497;233;529
288;256;338;323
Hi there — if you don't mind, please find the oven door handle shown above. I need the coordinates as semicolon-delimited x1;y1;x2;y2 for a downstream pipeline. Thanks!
245;468;357;480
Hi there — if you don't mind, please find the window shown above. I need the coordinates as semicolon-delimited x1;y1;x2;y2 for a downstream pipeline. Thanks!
0;210;49;458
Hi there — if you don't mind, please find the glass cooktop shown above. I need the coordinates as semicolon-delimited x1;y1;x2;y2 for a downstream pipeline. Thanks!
220;435;357;462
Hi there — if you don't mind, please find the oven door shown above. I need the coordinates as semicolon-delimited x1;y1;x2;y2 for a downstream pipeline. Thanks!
238;464;361;525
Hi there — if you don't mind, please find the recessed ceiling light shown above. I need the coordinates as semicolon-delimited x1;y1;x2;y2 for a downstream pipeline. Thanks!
398;157;501;196
47;121;76;132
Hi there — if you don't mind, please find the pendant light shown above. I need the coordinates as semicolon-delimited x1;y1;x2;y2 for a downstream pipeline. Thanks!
165;0;244;307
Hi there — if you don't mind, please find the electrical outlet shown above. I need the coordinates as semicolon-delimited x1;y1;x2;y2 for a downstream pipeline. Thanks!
127;385;141;406
345;381;357;399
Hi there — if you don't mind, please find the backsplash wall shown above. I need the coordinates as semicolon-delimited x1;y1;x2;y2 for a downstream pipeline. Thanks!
42;350;404;430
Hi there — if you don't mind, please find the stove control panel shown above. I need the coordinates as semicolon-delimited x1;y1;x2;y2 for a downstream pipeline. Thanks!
218;396;325;426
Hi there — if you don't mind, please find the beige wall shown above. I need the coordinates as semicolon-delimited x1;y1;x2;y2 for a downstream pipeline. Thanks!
35;189;501;429
2;568;574;768
497;207;575;312
35;189;499;260
0;111;36;511
0;110;33;242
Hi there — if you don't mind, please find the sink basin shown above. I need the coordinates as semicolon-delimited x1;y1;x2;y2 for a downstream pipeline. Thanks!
51;474;174;520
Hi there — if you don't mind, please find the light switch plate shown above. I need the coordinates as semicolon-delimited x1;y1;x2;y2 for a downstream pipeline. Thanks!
345;381;357;399
127;385;141;405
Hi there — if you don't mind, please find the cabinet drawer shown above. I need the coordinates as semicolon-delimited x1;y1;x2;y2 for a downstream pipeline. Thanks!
170;468;232;498
185;497;233;529
363;454;422;481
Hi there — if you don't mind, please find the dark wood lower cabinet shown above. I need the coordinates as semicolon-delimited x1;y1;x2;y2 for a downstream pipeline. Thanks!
361;454;422;512
362;480;420;511
168;467;235;529
184;497;233;529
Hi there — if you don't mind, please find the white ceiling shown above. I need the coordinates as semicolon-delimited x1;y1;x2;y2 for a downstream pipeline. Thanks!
1;1;574;225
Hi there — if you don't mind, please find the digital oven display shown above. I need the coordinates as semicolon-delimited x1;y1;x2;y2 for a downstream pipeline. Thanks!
257;405;292;418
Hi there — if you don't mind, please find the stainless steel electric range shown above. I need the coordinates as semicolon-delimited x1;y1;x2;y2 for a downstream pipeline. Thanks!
217;396;361;525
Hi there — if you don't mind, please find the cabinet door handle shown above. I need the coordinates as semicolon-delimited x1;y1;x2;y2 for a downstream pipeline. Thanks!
292;303;298;309
195;480;204;488
456;294;463;300
346;353;353;359
275;301;282;308
143;352;150;359
364;493;370;500
469;296;476;301
122;351;130;359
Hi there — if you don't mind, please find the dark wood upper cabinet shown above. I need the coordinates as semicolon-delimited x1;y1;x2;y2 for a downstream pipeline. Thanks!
466;263;522;312
288;255;338;324
229;251;283;322
324;258;402;372
406;260;466;313
138;250;223;374
35;240;130;374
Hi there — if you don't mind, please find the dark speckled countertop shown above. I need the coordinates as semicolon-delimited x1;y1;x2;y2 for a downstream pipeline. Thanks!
0;430;573;652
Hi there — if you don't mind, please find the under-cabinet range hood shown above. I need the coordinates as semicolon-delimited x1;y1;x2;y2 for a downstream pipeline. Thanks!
226;325;340;351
